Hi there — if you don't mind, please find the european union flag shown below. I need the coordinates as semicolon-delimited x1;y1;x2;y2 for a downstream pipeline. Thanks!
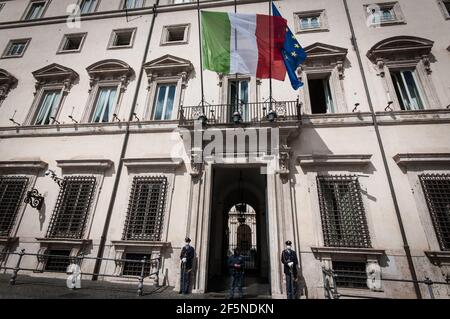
272;3;307;90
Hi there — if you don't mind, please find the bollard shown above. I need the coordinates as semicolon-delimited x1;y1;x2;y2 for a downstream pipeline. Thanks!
137;256;147;296
424;277;435;299
10;249;25;285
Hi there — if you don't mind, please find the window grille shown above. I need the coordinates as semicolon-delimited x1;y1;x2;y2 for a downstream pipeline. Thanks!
332;261;368;289
0;176;28;237
123;176;167;241
122;253;152;276
317;175;371;248
44;250;71;272
47;176;96;239
420;174;450;251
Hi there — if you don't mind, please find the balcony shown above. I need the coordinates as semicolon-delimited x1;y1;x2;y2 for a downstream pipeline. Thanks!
178;100;302;127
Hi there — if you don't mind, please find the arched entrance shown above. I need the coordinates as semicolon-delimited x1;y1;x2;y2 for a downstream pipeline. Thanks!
207;167;270;297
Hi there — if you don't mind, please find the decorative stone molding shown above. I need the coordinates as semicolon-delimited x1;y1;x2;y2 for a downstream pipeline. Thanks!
302;42;348;74
367;36;434;63
143;54;193;88
297;154;372;167
32;64;79;95
34;241;89;272
0;160;47;172
86;59;134;93
425;251;450;281
190;148;203;178
311;246;386;260
393;153;450;168
123;157;183;169
0;69;18;101
56;159;113;171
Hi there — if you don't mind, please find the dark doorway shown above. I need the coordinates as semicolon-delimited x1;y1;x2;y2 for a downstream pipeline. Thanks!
207;167;270;297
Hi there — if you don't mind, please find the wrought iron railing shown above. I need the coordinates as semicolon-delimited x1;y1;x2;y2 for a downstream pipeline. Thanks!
178;100;302;126
0;249;161;296
322;266;450;299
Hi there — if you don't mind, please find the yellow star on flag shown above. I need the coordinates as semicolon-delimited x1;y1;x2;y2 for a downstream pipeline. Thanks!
294;44;300;49
291;51;298;57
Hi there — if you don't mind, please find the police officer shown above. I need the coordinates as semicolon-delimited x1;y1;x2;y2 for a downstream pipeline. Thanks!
228;248;244;299
281;240;299;299
180;237;195;294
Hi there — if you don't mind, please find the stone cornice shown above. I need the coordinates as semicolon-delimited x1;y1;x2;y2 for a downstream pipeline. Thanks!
111;240;170;249
56;159;113;170
393;153;450;167
123;157;184;169
36;238;92;246
424;251;450;266
297;154;372;167
311;247;386;260
0;160;47;171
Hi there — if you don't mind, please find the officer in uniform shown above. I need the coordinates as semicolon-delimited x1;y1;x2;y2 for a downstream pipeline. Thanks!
281;240;299;299
228;248;245;299
180;237;195;294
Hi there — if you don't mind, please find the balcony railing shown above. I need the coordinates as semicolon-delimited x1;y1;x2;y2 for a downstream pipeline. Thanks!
178;100;301;126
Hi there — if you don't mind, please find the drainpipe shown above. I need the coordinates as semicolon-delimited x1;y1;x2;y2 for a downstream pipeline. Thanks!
342;0;422;298
92;1;160;280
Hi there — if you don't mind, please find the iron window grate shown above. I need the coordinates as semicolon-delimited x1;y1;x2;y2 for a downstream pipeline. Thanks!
317;175;371;248
420;174;450;251
332;261;368;289
0;176;28;237
47;176;96;239
122;253;152;277
123;176;167;241
44;250;71;272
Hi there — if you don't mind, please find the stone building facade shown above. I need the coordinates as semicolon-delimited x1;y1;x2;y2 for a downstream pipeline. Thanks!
0;0;449;299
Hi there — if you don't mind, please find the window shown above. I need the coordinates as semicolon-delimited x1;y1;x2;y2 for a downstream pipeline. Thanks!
108;29;136;49
122;253;152;276
153;84;176;120
161;24;189;45
295;10;328;33
123;176;167;241
0;3;5;13
44;250;71;272
420;174;450;251
0;177;28;237
365;2;405;27
317;175;371;248
2;39;30;58
308;76;335;114
79;0;98;14
33;89;62;125
228;79;249;121
391;70;425;111
47;176;96;239
438;0;450;19
58;33;86;53
23;1;47;20
332;261;368;289
173;0;192;4
123;0;144;9
90;87;117;123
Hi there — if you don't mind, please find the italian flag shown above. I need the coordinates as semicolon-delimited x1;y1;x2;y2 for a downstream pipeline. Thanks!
201;11;287;81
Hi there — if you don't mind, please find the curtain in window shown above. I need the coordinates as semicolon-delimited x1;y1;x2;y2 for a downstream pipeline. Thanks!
26;3;45;20
153;84;176;120
323;78;335;113
91;87;117;123
80;0;96;13
34;90;62;125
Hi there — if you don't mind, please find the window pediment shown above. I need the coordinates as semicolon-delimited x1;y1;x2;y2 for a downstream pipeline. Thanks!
86;59;134;91
143;54;193;81
0;69;18;98
303;42;348;65
367;36;434;62
32;63;79;93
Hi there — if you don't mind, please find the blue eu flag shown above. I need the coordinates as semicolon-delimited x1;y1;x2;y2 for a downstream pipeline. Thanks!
272;3;307;90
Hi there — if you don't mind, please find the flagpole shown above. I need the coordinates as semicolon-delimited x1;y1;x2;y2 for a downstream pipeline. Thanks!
269;0;273;111
234;0;239;119
196;0;205;116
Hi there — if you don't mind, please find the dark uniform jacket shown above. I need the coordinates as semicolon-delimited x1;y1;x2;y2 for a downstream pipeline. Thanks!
281;249;298;276
228;254;244;274
180;245;195;270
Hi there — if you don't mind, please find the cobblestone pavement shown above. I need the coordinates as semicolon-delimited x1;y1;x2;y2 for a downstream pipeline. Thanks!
0;274;270;299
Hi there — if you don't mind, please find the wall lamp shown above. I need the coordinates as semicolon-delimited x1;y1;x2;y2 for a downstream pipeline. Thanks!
45;169;65;188
267;110;277;122
132;113;140;121
113;114;121;122
68;115;78;123
385;101;394;112
352;103;360;112
24;188;44;210
9;118;20;126
50;117;61;124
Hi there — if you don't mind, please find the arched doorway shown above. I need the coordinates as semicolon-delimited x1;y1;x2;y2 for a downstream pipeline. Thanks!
207;167;269;297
